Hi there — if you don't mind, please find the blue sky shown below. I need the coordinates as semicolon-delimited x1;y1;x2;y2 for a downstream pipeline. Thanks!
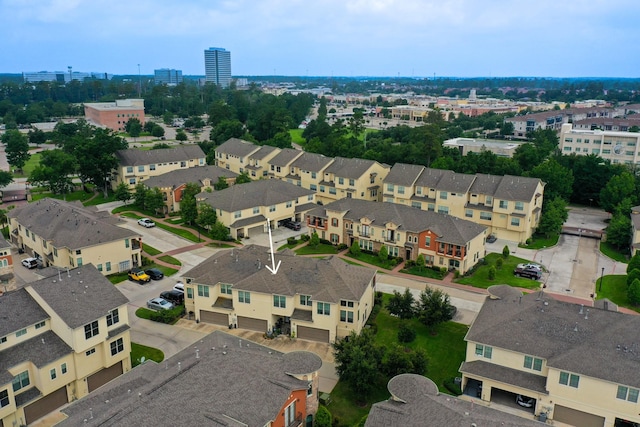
1;0;638;78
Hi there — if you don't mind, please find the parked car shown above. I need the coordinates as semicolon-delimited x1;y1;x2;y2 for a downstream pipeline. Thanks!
514;263;542;280
128;268;151;283
160;290;184;305
145;268;164;280
486;234;497;243
147;297;174;311
281;219;301;231
21;257;38;269
173;282;185;293
516;394;535;408
138;218;156;228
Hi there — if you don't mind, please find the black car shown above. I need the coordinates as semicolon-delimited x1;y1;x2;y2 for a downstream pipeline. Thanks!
160;290;184;305
514;263;542;280
281;219;301;231
145;268;164;280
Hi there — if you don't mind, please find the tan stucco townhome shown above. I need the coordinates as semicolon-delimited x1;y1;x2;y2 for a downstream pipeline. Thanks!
0;265;131;426
182;245;377;343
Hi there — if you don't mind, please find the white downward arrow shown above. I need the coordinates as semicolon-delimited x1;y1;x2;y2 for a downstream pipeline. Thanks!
265;218;281;274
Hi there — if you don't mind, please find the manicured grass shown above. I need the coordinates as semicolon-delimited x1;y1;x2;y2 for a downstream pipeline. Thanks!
345;251;395;270
294;243;338;255
131;342;164;367
157;255;182;266
399;265;446;280
135;307;155;320
455;253;542;290
83;191;116;206
30;188;96;203
206;242;235;248
153;264;179;277
518;233;559;249
142;244;162;256
118;211;142;219
13;152;41;177
154;222;202;243
289;129;305;144
600;241;630;263
596;275;640;313
107;271;130;284
165;218;184;225
278;239;301;251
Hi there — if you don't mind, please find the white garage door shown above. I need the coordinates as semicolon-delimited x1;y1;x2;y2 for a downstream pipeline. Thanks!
297;326;330;343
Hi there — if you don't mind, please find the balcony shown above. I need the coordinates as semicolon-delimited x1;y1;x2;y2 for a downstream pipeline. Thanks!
286;413;303;427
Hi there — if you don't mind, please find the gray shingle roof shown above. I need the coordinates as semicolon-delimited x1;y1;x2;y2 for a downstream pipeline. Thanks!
269;148;303;167
324;156;387;180
142;165;237;189
216;138;262;157
365;374;543;427
28;264;129;329
197;179;314;212
116;145;205;166
59;330;321;427
316;199;486;246
249;144;279;160
290;152;333;173
466;285;640;389
384;163;425;186
8;198;139;250
0;288;48;338
184;245;376;304
0;235;10;249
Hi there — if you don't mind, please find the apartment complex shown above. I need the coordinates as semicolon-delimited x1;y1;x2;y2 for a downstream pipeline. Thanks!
57;330;322;427
559;123;640;166
505;107;623;138
83;99;145;132
306;199;486;274
204;47;231;88
0;265;131;426
113;145;206;188
153;68;183;85
142;165;237;214
631;205;640;256
460;285;640;427
8;198;143;275
196;179;316;239
383;164;544;243
183;245;377;343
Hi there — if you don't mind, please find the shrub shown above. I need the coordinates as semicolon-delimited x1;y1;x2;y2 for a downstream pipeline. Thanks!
374;291;383;306
496;258;503;269
287;236;297;246
337;243;348;251
319;238;332;245
502;245;510;259
488;265;496;280
141;256;152;266
300;233;310;242
149;306;185;324
315;405;332;427
397;322;416;343
628;278;640;306
444;377;463;396
627;269;640;287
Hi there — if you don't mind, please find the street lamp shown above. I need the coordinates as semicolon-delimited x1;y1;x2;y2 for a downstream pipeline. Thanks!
599;267;605;292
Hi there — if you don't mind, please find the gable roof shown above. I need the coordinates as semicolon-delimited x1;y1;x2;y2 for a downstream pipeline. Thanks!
0;287;48;338
313;199;486;246
290;152;334;173
116;145;205;166
269;148;303;167
184;245;375;304
143;165;237;189
196;179;314;212
249;144;279;160
28;264;129;329
8;198;139;250
466;285;640;389
58;330;321;426
216;138;262;157
384;163;425;187
324;156;387;180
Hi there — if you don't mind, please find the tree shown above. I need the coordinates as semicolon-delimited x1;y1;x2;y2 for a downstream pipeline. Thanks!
176;129;188;141
627;269;640;287
606;213;631;250
309;231;320;248
315;406;332;427
134;183;148;208
416;254;425;271
196;202;217;231
381;344;415;377
28;128;47;145
600;171;638;213
386;288;415;320
3;130;30;171
151;125;165;138
125;118;142;138
180;182;200;225
214;176;229;190
378;245;388;263
349;240;361;256
144;188;164;214
333;329;383;399
235;172;251;184
415;286;456;333
28;149;76;196
209;221;230;241
0;171;13;188
530;158;574;202
627;253;640;274
537;197;568;237
628;278;640;306
114;182;132;205
502;245;510;259
488;265;496;280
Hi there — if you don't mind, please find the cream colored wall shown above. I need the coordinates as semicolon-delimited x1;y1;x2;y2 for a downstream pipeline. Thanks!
0;319;50;350
116;157;206;189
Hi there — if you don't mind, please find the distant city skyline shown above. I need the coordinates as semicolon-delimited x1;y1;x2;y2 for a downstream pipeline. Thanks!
1;0;639;78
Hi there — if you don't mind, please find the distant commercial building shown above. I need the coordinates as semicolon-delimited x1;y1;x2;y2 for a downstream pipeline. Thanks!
204;47;231;87
153;68;183;85
83;99;145;132
559;123;640;166
22;71;112;83
443;137;525;158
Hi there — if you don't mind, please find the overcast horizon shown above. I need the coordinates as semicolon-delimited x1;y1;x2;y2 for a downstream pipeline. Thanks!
2;0;638;78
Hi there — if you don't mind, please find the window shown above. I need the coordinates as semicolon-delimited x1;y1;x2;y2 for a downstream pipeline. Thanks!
485;196;493;205
338;177;344;185
107;309;119;327
465;209;473;218
427;203;435;212
197;285;210;297
425;236;431;246
499;200;508;209
61;363;67;374
12;371;30;392
238;291;250;303
340;300;354;308
310;184;317;191
307;382;313;396
559;371;580;388
125;239;130;248
617;386;639;403
329;187;336;195
138;165;144;172
180;161;186;167
511;218;520;226
440;191;448;200
300;295;312;306
0;389;9;408
480;212;492;221
106;262;111;272
234;211;242;219
524;355;543;371
340;310;354;323
437;206;449;214
253;207;259;214
320;185;325;193
273;295;286;308
221;283;232;295
84;320;99;339
397;185;405;194
77;257;83;266
187;288;193;299
150;164;156;171
129;178;136;185
386;183;394;192
411;201;421;209
311;172;316;179
35;321;45;329
16;328;26;337
349;179;355;186
515;201;524;211
475;344;492;359
126;166;133;174
110;338;124;356
50;368;57;380
317;302;330;315
269;205;276;212
86;348;96;356
0;336;6;344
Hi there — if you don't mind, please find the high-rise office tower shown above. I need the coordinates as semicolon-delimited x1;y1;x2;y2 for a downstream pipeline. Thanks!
204;47;232;87
154;68;183;85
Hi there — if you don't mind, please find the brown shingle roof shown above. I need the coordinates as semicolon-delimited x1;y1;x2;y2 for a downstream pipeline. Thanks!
116;145;205;166
216;138;262;157
143;165;237;189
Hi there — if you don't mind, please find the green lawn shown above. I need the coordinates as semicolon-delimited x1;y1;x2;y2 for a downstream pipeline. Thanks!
455;253;542;290
83;191;116;206
131;342;164;367
345;251;395;270
107;271;130;284
596;275;640;313
518;233;559;250
30;188;96;203
155;222;202;243
142;244;162;256
294;243;338;255
135;307;155;320
13;152;41;177
600;241;630;263
157;255;182;266
289;128;305;144
399;265;446;280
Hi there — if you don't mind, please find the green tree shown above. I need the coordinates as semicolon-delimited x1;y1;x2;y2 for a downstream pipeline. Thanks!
125;118;142;138
627;269;640;287
0;171;13;188
537;197;568;237
209;120;246;145
381;344;415;377
530;158;574;202
502;245;510;259
416;253;425;271
315;405;332;427
415;286;456;333
600;171;639;213
196;202;217;231
627;253;640;274
333;329;383;399
134;183;148;208
349;240;361;256
209;221;230;241
378;245;388;263
151;125;165;138
114;182;132;205
235;172;251;184
28;128;47;145
144;187;164;214
309;231;320;248
627;278;640;306
176;129;188;142
214;176;229;190
28;149;76;196
179;182;200;225
606;213;631;250
386;288;415;320
488;265;497;280
2;130;30;171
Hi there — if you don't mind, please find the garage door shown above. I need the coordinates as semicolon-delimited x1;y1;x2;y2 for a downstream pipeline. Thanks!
554;405;604;427
24;386;68;425
246;224;264;238
200;310;228;326
237;316;267;332
87;362;123;393
297;326;330;343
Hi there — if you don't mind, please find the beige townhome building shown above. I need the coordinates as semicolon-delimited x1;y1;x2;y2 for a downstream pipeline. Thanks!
214;137;281;178
0;265;131;426
461;285;640;427
8;198;143;275
631;205;640;256
112;145;206;189
315;156;389;205
306;198;487;274
182;245;377;343
196;179;316;239
142;165;237;214
383;163;544;243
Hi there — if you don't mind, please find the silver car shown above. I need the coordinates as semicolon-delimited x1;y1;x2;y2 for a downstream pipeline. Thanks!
147;297;174;311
